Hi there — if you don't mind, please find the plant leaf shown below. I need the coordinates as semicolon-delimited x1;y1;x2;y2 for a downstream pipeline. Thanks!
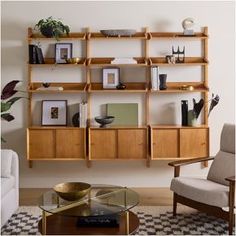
1;113;14;122
1;102;11;113
1;80;20;100
7;97;22;105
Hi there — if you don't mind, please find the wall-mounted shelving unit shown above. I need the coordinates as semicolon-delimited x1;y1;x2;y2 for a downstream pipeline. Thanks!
26;26;209;168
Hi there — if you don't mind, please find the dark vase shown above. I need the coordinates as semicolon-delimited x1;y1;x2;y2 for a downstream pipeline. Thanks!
159;74;167;90
40;27;54;37
181;100;188;126
72;112;80;127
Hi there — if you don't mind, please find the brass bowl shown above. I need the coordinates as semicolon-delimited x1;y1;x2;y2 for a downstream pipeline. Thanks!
66;57;80;64
53;182;91;201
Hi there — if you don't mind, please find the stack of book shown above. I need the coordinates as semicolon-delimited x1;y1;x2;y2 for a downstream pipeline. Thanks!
79;102;88;128
29;44;45;64
150;66;159;91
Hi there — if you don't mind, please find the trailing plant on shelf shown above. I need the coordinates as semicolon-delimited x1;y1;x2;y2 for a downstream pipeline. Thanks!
34;16;70;40
1;80;25;142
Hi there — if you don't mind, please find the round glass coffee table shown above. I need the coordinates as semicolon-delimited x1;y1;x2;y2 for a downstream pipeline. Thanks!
38;184;139;235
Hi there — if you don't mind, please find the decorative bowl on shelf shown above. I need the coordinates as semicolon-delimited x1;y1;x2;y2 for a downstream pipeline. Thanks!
95;116;115;127
53;182;91;201
66;57;80;64
100;29;136;37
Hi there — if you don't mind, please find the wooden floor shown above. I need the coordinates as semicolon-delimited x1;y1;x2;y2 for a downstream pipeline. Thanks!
20;188;173;206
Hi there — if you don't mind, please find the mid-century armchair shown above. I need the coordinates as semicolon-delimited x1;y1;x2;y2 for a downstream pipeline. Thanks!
169;123;235;235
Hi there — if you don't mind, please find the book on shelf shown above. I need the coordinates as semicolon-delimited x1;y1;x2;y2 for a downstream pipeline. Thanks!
79;102;88;128
28;45;45;64
111;57;137;64
150;66;159;90
36;87;64;91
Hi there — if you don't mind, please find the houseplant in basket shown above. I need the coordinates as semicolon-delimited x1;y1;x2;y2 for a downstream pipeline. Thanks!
34;16;70;40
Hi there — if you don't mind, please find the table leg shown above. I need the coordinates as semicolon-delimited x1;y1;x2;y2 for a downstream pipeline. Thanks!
42;210;47;235
125;211;130;235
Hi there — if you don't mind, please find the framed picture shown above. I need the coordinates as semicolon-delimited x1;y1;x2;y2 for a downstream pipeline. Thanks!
41;100;67;126
55;43;72;63
103;68;120;89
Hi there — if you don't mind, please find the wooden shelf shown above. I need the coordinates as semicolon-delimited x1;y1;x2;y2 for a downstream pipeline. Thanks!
28;158;85;161
28;126;86;130
89;126;147;130
149;32;208;39
28;83;87;93
88;32;147;39
151;157;201;161
29;58;86;66
150;82;208;93
87;57;147;67
88;82;148;93
150;124;209;129
149;57;208;66
28;32;86;40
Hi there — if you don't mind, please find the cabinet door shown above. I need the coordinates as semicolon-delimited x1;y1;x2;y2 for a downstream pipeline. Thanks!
152;129;178;158
118;129;147;159
28;130;55;159
90;130;117;159
180;128;208;157
56;129;84;159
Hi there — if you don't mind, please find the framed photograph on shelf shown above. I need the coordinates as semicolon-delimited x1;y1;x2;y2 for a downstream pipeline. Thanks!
103;68;120;89
55;43;72;63
41;100;67;126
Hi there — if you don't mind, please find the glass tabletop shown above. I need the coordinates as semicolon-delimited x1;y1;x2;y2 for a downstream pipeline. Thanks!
38;184;139;217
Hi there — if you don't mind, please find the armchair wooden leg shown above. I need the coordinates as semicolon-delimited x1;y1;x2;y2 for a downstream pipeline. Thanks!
173;193;177;216
229;181;235;235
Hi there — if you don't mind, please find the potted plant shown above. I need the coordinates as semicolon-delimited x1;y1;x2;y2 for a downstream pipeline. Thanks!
1;81;25;142
34;16;70;40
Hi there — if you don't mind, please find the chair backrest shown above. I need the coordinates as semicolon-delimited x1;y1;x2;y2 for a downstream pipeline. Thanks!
207;123;235;186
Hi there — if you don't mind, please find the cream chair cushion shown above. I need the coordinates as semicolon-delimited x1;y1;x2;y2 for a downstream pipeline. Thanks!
170;177;229;208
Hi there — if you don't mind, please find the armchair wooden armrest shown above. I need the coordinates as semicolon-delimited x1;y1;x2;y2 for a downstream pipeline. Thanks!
168;157;214;177
225;176;236;183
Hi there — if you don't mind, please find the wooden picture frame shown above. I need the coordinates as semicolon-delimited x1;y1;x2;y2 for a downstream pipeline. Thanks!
102;68;120;89
41;100;67;126
55;43;72;63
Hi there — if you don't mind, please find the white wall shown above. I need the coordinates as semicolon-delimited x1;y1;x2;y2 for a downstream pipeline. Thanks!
1;1;235;188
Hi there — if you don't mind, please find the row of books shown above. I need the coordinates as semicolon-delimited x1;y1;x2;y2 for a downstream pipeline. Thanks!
150;66;159;90
29;44;45;64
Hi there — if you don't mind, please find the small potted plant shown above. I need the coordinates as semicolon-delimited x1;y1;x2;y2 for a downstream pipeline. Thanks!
34;16;70;40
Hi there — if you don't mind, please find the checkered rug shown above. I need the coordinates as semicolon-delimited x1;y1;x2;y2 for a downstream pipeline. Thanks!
1;207;230;235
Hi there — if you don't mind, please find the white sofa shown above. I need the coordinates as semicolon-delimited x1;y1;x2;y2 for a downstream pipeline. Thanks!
1;149;19;227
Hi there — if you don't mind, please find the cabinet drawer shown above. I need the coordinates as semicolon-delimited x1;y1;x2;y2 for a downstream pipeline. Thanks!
118;129;147;159
56;130;84;159
180;128;208;157
29;130;55;159
152;129;178;158
90;130;117;159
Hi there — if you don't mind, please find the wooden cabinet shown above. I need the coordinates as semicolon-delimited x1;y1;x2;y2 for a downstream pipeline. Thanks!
28;129;54;159
27;128;85;160
90;130;117;160
180;128;208;158
89;128;147;160
118;129;147;159
152;129;178;158
151;126;209;159
56;130;84;159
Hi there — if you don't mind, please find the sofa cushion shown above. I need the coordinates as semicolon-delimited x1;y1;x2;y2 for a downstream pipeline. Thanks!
1;176;15;198
220;124;235;154
170;177;229;208
1;150;13;178
207;151;235;186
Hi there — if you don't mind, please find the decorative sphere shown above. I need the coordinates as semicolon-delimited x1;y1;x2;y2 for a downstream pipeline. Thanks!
182;18;195;30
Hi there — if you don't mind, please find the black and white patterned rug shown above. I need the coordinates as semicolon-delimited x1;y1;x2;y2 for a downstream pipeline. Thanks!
1;207;230;235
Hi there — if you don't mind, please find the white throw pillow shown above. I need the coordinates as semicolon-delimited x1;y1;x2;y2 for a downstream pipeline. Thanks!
1;149;13;178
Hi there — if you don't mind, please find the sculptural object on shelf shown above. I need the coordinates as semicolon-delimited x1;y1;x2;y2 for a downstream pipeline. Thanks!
182;17;195;35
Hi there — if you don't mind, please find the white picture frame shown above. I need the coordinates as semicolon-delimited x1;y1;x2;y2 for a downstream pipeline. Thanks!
55;43;72;63
103;68;120;89
41;100;67;126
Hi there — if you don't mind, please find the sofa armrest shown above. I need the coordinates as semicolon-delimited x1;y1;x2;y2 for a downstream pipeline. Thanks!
168;157;214;167
11;151;19;204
